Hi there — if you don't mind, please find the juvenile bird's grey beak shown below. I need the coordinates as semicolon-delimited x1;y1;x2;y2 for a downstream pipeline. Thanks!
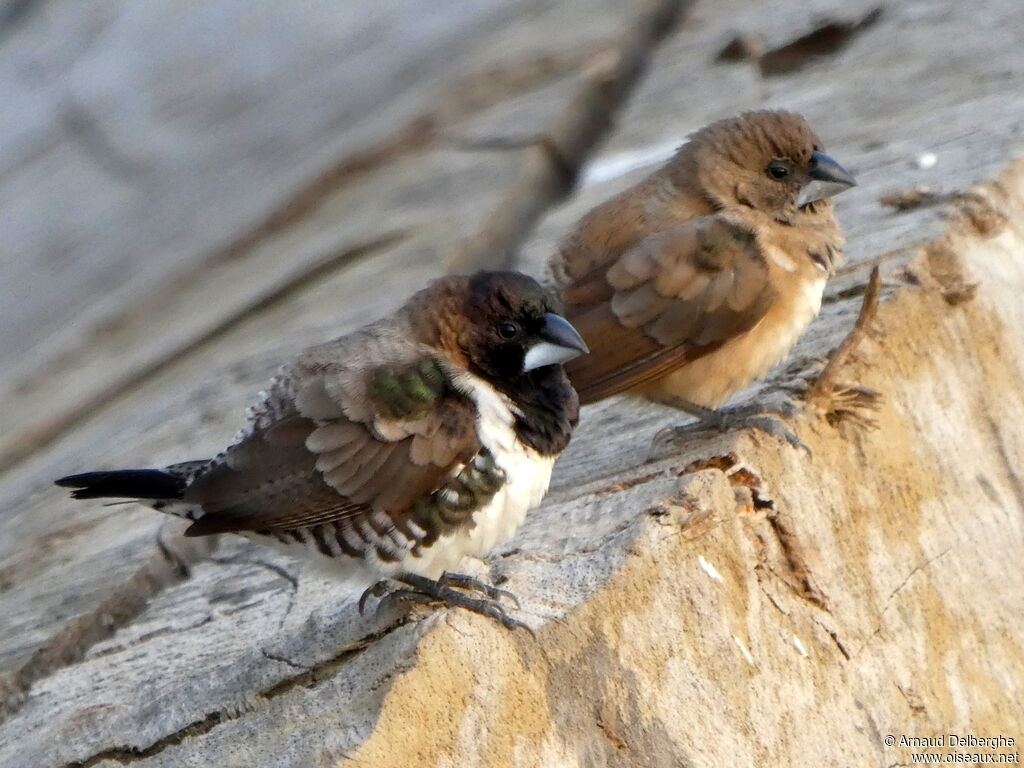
797;151;857;208
522;313;589;372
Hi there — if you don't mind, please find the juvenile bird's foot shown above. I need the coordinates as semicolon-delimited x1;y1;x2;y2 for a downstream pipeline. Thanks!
654;396;810;455
805;381;882;431
360;572;531;634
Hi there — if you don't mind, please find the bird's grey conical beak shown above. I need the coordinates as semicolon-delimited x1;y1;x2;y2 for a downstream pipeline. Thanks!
797;151;857;208
522;313;589;372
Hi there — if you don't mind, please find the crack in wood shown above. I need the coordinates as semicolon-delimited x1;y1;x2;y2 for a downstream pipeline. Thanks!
210;554;300;631
882;547;953;606
595;714;630;751
855;547;956;658
592;469;667;497
756;574;790;617
697;455;830;610
86;614;219;663
827;629;851;661
0;532;217;724
895;683;927;716
766;511;831;612
61;627;395;767
680;454;739;476
811;619;852;661
260;649;311;672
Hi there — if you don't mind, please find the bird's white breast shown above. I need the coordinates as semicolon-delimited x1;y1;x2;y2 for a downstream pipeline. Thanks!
406;370;555;577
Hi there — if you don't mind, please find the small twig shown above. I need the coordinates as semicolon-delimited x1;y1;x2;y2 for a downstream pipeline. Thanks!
805;265;882;407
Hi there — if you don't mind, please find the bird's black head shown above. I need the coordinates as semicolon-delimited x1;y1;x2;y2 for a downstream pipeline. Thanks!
459;271;588;384
417;270;585;456
412;271;586;454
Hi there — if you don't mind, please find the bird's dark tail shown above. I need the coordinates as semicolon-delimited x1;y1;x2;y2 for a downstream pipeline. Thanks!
55;469;187;500
55;459;210;502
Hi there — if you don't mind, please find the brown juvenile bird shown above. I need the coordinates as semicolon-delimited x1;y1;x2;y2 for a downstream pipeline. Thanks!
550;110;856;448
56;271;588;630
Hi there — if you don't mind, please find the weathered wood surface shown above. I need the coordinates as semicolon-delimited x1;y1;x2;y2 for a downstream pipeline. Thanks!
0;0;649;470
1;0;1023;765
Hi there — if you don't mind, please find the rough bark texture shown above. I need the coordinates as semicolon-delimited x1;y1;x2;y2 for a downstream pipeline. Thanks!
1;0;1022;766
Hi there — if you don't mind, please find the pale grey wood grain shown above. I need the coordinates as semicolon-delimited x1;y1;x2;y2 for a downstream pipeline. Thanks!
0;0;652;470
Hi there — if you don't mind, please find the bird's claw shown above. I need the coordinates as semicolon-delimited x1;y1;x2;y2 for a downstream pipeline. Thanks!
765;397;802;419
738;414;812;455
358;580;391;614
653;399;811;456
436;571;521;609
806;382;882;430
362;573;532;634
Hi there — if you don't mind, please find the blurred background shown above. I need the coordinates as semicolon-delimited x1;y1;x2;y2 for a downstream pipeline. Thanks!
1;0;1020;482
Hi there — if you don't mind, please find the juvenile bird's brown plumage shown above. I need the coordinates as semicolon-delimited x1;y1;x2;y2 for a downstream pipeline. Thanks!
56;271;587;629
550;111;854;423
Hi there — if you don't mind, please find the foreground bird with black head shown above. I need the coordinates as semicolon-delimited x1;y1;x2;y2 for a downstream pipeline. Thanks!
57;271;588;630
550;110;856;449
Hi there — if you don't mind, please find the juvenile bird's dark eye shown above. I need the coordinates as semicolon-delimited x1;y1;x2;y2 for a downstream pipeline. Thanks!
766;162;789;180
497;320;520;340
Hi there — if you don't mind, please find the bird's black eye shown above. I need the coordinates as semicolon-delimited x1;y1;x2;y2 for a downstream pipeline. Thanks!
496;320;520;340
766;162;789;181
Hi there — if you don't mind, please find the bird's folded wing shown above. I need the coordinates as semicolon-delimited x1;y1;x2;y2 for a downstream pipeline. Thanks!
562;214;776;403
184;339;481;536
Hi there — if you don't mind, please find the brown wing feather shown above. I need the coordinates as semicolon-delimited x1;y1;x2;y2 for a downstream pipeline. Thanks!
184;331;481;536
562;214;776;404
